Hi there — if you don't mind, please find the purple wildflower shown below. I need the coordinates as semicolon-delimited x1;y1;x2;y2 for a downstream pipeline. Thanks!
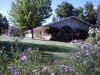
14;26;17;32
20;35;24;39
86;50;89;55
8;26;12;37
8;32;11;37
14;72;19;75
15;37;19;41
59;64;73;72
74;53;80;59
8;66;14;70
72;40;78;43
28;62;32;65
64;66;73;72
75;55;80;59
8;26;11;30
54;58;60;64
82;60;87;64
59;64;68;68
81;43;91;49
97;40;100;45
4;53;8;56
21;55;27;61
72;40;82;43
27;48;32;52
81;50;85;55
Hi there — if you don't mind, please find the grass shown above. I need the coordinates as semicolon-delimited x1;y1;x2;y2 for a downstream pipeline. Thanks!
0;35;80;64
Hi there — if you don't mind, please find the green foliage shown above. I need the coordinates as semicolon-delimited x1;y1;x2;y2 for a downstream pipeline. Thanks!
88;27;100;45
56;1;74;18
72;44;100;75
55;1;97;26
96;4;100;26
84;2;97;25
74;2;97;25
74;7;85;20
0;13;9;34
0;34;100;75
10;0;52;30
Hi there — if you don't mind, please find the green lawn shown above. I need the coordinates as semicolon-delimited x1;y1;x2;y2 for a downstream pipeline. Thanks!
0;35;80;64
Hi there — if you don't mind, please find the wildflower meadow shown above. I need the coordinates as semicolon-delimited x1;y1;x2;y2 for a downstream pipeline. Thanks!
0;26;100;75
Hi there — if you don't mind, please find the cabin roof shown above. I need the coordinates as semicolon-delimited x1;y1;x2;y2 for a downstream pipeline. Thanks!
34;16;89;31
44;16;89;26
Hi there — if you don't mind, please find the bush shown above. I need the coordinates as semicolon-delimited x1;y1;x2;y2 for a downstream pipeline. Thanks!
88;28;100;45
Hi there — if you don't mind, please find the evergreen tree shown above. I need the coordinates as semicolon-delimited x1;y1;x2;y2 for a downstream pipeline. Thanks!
85;2;97;25
56;1;74;18
74;7;85;20
96;4;100;26
0;13;9;34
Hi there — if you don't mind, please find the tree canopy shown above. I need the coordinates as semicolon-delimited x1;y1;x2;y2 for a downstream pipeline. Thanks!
96;4;100;26
10;0;52;39
56;1;74;18
84;2;97;25
0;13;9;34
55;1;97;26
74;7;85;19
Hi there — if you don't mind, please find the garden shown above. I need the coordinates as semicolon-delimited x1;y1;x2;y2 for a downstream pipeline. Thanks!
0;26;100;75
0;0;100;75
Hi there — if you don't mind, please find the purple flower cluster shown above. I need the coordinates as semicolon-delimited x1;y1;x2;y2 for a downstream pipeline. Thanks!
14;26;17;33
71;40;82;43
81;50;89;56
8;26;12;37
21;55;27;61
20;35;24;39
82;60;87;64
65;66;73;72
27;48;32;52
81;43;91;49
97;40;100;45
8;66;14;70
15;37;19;41
74;50;89;60
14;72;19;75
74;53;80;59
59;64;73;72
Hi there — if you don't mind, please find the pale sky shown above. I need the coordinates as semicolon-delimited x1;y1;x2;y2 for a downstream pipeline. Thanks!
0;0;100;25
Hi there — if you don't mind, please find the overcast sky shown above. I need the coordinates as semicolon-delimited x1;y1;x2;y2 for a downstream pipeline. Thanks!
0;0;100;25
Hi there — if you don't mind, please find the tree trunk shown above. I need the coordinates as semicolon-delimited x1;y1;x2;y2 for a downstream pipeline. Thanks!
31;29;34;39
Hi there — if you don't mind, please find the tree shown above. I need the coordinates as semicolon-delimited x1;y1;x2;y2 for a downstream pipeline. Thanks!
96;4;100;26
56;1;74;18
10;0;52;39
85;2;97;25
0;13;9;34
73;7;85;20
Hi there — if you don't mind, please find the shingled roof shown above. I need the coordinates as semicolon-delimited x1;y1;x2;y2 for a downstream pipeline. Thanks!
34;16;90;31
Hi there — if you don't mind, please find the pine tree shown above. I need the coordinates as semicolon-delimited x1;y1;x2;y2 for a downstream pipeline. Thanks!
0;13;9;34
56;1;74;18
96;5;100;27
